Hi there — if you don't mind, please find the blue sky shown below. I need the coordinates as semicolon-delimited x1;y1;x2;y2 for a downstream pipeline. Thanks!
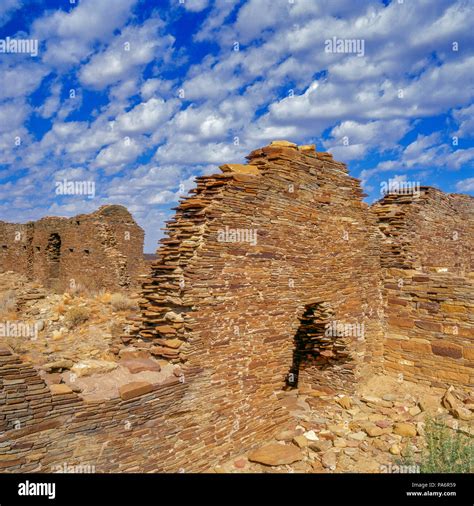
0;0;473;252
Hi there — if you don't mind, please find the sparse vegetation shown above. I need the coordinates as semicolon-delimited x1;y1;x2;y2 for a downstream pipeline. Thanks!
109;293;137;311
399;416;473;473
65;306;90;328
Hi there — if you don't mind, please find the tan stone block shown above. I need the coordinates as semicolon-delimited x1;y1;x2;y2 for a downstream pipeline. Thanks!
219;164;260;175
119;381;154;401
400;338;432;354
50;384;73;395
440;303;467;314
463;346;474;361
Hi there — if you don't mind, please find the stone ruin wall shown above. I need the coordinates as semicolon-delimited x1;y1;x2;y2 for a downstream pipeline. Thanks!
0;142;472;473
0;142;387;472
0;205;145;291
373;189;474;388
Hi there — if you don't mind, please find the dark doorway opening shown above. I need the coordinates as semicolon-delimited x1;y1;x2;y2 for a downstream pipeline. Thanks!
286;301;351;389
46;233;61;283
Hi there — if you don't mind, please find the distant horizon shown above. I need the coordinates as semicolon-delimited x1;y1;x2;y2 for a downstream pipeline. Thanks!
1;0;473;252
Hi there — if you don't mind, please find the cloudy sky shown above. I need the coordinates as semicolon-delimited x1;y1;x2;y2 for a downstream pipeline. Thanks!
0;0;473;251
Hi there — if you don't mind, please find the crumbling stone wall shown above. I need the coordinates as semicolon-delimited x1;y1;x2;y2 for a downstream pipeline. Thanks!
373;188;474;388
0;142;472;473
0;205;144;291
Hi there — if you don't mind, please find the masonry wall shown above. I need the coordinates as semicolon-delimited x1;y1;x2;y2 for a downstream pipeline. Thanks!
0;142;386;473
373;189;474;388
0;205;145;291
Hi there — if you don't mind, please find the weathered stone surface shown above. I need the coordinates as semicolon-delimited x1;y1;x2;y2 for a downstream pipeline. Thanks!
0;205;144;290
120;358;161;374
71;359;118;378
393;423;417;437
49;384;73;395
219;164;260;175
248;443;303;466
118;381;154;401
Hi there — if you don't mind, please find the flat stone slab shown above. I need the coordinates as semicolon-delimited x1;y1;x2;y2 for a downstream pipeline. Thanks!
119;381;154;401
50;384;73;395
248;443;303;466
119;358;161;374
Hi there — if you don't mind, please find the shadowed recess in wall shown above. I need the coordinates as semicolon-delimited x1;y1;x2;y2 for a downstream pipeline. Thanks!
286;302;351;389
45;232;61;289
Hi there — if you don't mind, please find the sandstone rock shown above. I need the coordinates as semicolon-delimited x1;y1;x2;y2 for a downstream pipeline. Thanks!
321;450;337;470
234;458;246;469
50;384;73;395
42;359;73;372
333;438;347;448
71;359;118;377
348;431;366;441
409;406;422;417
364;425;384;437
309;440;333;453
248;444;303;466
393;423;417;437
164;311;184;323
303;430;318;441
119;381;154;401
270;140;298;148
155;338;183;349
120;358;161;374
118;348;149;360
389;444;401;455
275;430;295;442
336;396;352;409
219;164;260;175
293;435;310;448
442;386;473;420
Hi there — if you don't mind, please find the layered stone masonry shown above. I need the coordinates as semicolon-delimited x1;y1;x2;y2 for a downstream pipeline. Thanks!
0;141;472;473
0;205;145;291
373;188;474;388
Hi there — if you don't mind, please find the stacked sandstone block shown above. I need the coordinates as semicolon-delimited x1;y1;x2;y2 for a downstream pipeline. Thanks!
122;140;385;468
373;188;474;388
0;205;145;291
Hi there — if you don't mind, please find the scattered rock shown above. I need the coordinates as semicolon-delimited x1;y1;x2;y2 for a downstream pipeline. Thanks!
303;430;318;441
348;431;366;441
71;359;118;378
336;396;352;409
393;423;417;437
442;386;473;421
234;458;246;469
321;450;337;470
389;444;401;455
42;359;73;372
248;443;303;466
293;435;310;448
120;358;161;374
409;406;422;417
275;430;296;442
364;424;385;437
309;440;333;453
